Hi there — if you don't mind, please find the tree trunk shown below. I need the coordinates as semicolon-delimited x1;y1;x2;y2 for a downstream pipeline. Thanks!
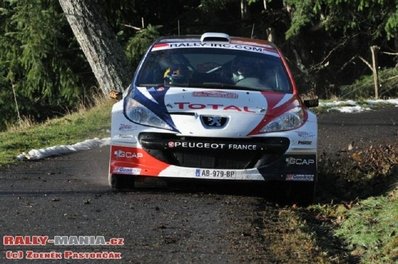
370;45;380;99
240;0;249;20
58;0;132;95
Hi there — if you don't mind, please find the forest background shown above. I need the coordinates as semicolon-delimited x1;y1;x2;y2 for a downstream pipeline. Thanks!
1;0;398;130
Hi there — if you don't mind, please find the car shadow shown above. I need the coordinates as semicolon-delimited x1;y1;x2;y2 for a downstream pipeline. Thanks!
114;177;315;206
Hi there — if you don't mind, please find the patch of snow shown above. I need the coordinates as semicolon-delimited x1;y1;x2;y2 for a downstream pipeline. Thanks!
319;98;398;113
17;137;110;161
319;100;357;107
330;105;371;113
366;98;398;106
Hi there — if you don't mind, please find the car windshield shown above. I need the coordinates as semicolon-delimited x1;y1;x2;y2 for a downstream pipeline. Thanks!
135;47;292;93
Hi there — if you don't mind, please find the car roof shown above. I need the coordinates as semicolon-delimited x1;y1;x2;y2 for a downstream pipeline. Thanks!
155;33;279;52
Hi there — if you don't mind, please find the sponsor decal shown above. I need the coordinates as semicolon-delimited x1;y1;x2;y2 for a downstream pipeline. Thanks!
228;144;260;150
234;40;273;49
174;102;255;112
192;91;238;99
286;157;315;166
298;140;312;145
114;167;141;175
113;150;143;159
151;42;279;57
286;174;314;181
295;131;315;138
118;123;135;131
168;141;225;149
167;141;262;151
3;235;124;260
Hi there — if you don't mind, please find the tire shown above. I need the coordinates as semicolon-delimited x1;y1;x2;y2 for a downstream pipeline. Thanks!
109;174;135;191
288;181;316;206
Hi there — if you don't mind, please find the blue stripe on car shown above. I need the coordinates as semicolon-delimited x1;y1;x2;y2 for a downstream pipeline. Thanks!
132;87;179;132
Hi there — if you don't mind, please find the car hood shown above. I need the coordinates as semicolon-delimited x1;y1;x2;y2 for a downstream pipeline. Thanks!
132;86;298;137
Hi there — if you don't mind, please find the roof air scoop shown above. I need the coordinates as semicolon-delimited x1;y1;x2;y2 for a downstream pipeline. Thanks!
200;32;230;43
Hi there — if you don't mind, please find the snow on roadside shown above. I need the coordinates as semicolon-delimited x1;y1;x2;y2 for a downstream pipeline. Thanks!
319;98;398;113
366;98;398;105
17;137;110;161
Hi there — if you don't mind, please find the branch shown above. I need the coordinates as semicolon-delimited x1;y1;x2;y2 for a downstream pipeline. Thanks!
381;51;398;56
309;33;359;72
121;23;142;31
358;55;373;71
384;75;398;81
340;55;358;71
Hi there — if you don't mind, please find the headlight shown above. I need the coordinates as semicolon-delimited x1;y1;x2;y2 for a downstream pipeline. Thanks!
261;106;305;133
124;97;173;130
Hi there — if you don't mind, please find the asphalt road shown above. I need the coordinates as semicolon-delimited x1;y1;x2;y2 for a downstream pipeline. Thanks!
1;107;397;263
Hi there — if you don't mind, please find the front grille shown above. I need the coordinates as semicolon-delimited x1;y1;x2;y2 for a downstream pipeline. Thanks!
139;133;289;169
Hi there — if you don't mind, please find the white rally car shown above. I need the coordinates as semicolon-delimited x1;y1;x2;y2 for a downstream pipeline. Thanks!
109;32;318;202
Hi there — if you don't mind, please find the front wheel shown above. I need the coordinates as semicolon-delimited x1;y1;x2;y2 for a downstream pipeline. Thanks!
108;174;135;191
268;181;316;205
287;181;316;205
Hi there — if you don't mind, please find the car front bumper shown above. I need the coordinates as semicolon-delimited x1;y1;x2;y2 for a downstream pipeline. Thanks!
109;133;316;182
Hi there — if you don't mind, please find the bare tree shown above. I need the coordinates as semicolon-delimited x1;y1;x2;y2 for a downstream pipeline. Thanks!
58;0;132;95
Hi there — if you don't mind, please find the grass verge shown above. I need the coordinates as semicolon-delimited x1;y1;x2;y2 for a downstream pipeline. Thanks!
335;190;398;263
0;98;113;166
303;187;398;263
304;146;398;263
262;145;398;263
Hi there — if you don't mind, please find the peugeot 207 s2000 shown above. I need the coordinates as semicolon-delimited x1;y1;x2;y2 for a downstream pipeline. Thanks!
109;32;318;202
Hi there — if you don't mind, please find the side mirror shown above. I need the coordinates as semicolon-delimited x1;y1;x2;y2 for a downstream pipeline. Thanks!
303;98;319;108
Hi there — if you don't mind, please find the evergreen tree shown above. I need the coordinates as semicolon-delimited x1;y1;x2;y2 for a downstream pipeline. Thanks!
125;25;161;68
0;0;94;129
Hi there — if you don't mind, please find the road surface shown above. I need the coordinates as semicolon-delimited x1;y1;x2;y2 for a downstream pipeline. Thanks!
1;107;397;263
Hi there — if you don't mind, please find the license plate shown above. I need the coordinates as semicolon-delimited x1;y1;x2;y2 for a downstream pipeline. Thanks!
195;169;236;179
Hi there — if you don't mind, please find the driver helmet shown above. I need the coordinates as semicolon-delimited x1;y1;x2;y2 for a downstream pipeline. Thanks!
231;57;255;83
164;64;191;85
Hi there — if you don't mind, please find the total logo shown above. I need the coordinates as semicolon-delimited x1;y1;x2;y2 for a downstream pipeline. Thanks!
173;102;255;112
286;157;315;166
114;150;143;159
